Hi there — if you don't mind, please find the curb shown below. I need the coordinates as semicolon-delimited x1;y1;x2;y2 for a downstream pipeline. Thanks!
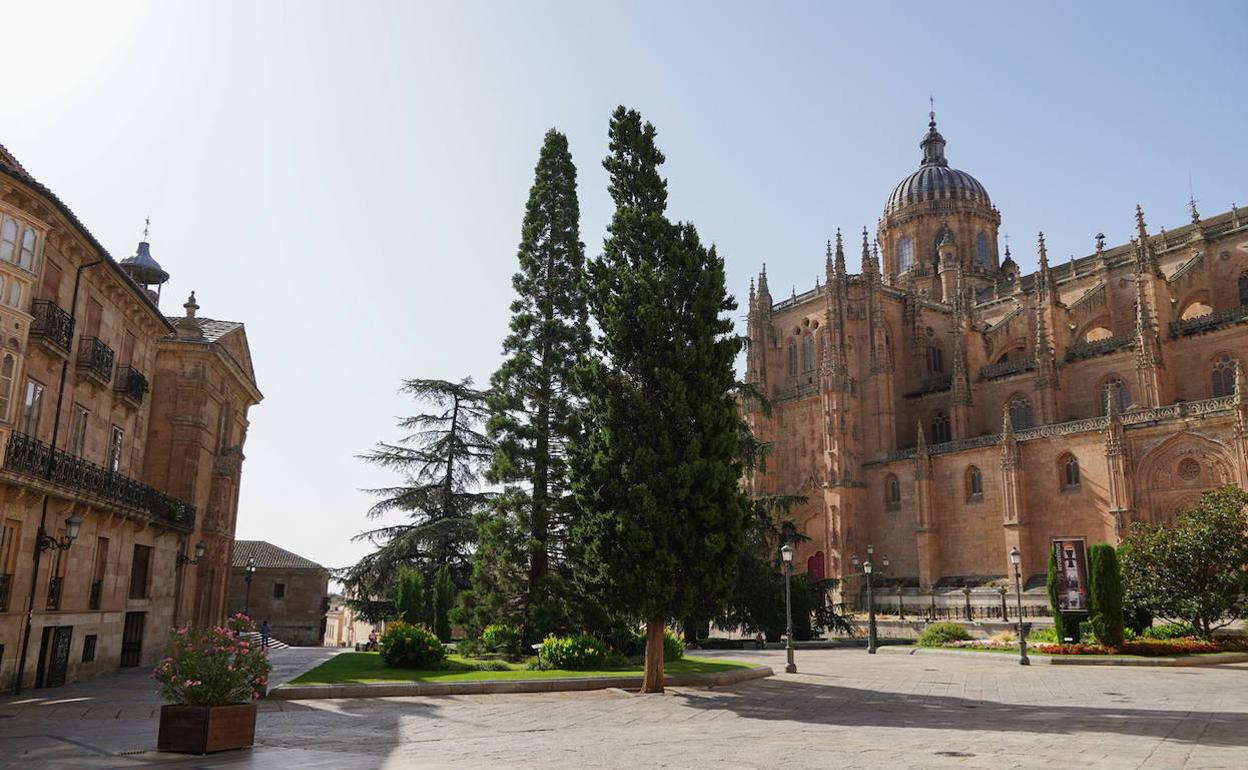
269;665;773;700
877;646;1248;667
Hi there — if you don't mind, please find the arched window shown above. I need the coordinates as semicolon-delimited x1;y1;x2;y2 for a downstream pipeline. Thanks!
898;237;914;273
1007;394;1034;430
18;228;35;271
926;344;944;374
0;353;14;420
1212;353;1237;397
788;341;798;377
803;335;816;372
975;232;990;267
930;411;951;444
885;474;901;510
1180;299;1213;320
1239;272;1248;307
807;551;826;582
1100;375;1130;414
966;466;983;501
1060;453;1081;491
0;218;16;263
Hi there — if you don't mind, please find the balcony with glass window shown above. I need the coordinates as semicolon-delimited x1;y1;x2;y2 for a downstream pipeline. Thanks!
1;432;195;533
76;336;115;387
88;578;103;610
30;299;74;356
0;572;11;611
114;365;148;408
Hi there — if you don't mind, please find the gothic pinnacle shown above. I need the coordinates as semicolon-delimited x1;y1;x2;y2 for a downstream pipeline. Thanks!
1135;204;1149;241
834;228;846;275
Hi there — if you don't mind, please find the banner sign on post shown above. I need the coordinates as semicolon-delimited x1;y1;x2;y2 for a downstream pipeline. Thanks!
1052;537;1089;614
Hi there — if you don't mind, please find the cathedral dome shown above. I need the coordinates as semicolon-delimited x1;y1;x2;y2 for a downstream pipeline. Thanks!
884;113;990;217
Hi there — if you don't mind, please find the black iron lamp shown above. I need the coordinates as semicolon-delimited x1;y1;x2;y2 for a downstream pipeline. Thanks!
177;541;207;566
1009;547;1030;666
37;512;83;552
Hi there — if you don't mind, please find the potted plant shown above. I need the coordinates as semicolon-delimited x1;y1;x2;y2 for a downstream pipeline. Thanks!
154;613;271;754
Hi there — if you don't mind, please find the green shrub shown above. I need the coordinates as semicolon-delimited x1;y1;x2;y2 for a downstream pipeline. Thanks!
481;623;523;655
379;621;446;669
1026;626;1058;643
1142;621;1200;640
432;566;455;642
537;634;609;670
917;621;972;647
1088;544;1125;647
663;629;685;661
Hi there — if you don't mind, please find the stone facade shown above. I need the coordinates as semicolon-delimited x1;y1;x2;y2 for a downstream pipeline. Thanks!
0;143;260;692
226;541;328;647
744;113;1248;598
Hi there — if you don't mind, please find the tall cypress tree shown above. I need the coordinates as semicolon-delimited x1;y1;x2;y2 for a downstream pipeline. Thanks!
469;129;591;641
572;107;748;693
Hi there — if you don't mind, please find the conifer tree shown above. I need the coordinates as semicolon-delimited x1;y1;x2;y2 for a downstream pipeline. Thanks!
433;565;455;642
469;129;592;641
342;378;492;601
572;107;749;693
395;566;426;625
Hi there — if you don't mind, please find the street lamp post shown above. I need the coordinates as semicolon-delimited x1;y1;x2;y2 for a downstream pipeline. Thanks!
853;544;887;654
243;556;256;616
1009;547;1030;666
780;543;796;674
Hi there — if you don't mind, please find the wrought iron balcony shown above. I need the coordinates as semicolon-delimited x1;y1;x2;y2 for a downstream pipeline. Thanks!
76;336;115;385
46;576;63;610
114;365;148;407
89;578;103;610
0;572;10;612
977;358;1035;381
2;432;195;532
30;300;75;355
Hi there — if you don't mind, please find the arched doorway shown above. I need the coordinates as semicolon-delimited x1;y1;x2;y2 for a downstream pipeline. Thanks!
1135;432;1238;525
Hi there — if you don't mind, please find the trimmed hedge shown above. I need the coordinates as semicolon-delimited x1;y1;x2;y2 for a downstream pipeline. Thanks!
537;634;609;670
380;621;446;668
917;621;972;647
1088;544;1125;647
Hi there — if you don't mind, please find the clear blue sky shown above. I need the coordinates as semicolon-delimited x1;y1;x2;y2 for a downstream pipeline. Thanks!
7;1;1246;570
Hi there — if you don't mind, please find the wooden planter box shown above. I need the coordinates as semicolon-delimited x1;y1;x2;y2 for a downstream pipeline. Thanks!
157;703;257;754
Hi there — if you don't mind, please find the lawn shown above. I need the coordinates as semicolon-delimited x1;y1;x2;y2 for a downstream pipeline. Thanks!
289;653;757;685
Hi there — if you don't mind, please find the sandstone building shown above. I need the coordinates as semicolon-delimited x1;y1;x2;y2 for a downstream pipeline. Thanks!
744;113;1248;602
0;143;260;692
227;540;328;647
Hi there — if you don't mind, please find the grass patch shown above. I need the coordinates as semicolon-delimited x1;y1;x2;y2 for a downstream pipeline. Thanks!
289;653;755;685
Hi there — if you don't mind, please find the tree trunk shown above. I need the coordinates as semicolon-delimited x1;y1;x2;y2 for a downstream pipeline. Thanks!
641;619;665;693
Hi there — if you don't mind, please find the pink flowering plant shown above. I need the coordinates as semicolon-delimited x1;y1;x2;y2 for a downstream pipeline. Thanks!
154;614;271;706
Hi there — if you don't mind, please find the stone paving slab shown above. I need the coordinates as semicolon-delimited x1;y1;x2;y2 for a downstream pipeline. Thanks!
0;647;1245;769
879;645;1248;666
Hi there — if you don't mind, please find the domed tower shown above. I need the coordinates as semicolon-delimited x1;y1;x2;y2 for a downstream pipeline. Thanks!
879;111;1001;297
119;220;170;305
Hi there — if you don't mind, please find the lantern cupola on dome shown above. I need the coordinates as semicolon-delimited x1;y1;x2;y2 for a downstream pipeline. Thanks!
119;218;170;304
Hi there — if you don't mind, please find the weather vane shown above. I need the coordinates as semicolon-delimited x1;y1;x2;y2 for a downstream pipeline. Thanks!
143;216;150;241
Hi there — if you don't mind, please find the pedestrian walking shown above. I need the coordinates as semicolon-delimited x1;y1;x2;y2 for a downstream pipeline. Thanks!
261;620;271;649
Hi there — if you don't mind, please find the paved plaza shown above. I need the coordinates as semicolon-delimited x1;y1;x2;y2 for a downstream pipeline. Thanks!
1;647;1245;769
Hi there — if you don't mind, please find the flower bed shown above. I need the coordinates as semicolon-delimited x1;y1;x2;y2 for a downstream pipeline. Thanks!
943;635;1245;656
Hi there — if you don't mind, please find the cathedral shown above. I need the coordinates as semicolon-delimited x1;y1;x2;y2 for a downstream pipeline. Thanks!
743;112;1248;598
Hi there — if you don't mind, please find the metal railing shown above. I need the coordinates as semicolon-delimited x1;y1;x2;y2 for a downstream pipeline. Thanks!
30;300;74;354
46;576;63;610
3;432;195;531
114;365;148;405
76;336;115;384
0;572;10;611
89;579;103;610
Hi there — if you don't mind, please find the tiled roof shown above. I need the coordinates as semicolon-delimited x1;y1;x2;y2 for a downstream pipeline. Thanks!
165;316;243;343
233;540;325;571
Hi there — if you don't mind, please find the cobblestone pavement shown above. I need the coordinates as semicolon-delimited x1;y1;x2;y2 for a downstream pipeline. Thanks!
1;647;1245;769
